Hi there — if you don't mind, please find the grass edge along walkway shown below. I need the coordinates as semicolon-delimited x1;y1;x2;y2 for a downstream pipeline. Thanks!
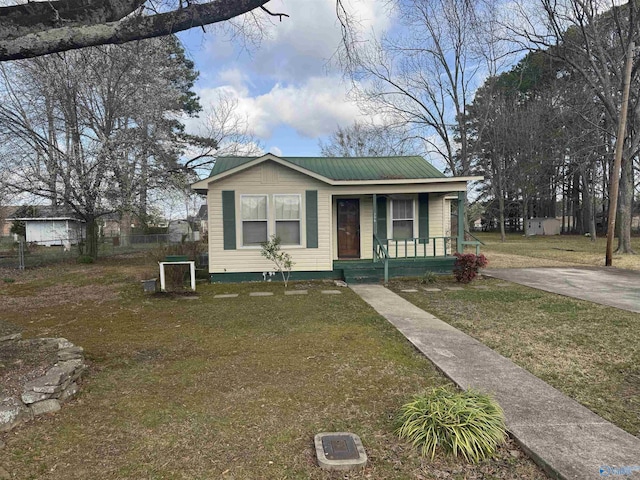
351;284;640;480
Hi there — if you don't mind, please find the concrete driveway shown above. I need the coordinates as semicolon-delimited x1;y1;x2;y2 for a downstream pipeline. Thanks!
482;267;640;313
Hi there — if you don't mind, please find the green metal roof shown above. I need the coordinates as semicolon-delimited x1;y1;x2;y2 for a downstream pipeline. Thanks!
209;155;446;181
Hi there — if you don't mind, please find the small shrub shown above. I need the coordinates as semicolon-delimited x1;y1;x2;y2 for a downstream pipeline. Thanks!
3;278;15;283
260;235;294;287
420;271;438;284
453;253;488;283
77;255;94;264
148;241;206;264
397;387;506;463
163;264;190;291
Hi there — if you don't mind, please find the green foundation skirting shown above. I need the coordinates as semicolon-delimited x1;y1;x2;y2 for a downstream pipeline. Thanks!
210;270;342;283
210;257;455;283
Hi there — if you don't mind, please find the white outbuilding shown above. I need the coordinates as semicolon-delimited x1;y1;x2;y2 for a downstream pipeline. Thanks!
526;217;561;236
9;206;85;246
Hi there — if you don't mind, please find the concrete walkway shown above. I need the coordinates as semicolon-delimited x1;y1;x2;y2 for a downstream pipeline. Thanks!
483;267;640;313
351;284;640;480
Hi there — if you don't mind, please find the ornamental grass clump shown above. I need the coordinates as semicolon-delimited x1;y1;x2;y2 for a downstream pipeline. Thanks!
397;387;506;463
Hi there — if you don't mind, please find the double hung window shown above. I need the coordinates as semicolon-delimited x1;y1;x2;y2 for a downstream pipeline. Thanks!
274;195;301;245
240;194;301;246
241;195;268;246
392;199;414;240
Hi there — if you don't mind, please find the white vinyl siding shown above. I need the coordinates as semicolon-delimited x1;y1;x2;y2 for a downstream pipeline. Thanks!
208;161;333;273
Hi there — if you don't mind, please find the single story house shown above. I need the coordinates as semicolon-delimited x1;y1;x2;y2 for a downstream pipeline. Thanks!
192;154;482;283
8;206;85;247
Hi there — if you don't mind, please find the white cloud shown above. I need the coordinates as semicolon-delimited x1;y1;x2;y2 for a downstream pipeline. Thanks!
194;74;361;139
193;0;393;82
177;0;397;153
215;68;252;95
269;146;283;156
252;0;392;80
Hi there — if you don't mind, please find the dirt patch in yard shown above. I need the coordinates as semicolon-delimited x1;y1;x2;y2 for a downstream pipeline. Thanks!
0;320;21;338
0;283;120;314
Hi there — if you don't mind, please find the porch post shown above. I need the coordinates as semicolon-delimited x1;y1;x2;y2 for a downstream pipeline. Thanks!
372;193;377;259
457;190;465;254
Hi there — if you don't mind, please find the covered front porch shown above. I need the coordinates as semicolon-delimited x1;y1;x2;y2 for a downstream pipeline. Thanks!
333;191;480;283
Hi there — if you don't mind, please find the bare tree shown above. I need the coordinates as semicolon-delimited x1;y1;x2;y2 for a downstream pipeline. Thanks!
0;0;289;61
182;90;264;178
345;0;503;177
0;37;202;257
504;0;639;253
319;120;419;157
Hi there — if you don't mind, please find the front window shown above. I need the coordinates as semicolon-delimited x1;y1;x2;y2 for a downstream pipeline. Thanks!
392;199;414;240
241;195;268;246
274;194;301;245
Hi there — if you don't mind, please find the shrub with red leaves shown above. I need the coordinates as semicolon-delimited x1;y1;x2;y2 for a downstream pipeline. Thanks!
453;253;489;283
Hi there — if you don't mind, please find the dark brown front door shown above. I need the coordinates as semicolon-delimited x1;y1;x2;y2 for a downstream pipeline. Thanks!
337;199;360;258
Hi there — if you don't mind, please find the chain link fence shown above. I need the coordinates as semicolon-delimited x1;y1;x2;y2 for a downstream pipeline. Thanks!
0;234;180;269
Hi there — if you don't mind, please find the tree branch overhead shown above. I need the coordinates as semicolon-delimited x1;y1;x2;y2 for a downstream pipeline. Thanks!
0;0;275;61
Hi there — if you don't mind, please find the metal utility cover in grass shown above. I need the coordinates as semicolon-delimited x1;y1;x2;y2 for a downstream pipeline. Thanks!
315;432;367;471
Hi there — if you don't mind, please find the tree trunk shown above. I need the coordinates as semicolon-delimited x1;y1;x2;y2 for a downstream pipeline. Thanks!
615;157;635;253
120;211;132;247
561;179;566;234
140;155;148;223
522;198;528;236
86;217;99;259
581;166;596;241
498;194;506;242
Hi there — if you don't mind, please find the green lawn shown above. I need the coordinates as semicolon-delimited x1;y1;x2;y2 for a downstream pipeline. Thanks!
0;258;544;479
390;276;640;439
474;232;640;270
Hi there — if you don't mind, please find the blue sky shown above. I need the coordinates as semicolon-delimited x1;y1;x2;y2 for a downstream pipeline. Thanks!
176;0;390;158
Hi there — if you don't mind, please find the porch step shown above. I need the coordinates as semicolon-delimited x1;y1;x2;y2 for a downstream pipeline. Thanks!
338;261;384;284
344;272;383;284
335;257;456;283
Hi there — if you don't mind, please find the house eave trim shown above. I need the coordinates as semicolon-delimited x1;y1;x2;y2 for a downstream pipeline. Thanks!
330;176;483;186
190;154;484;190
9;217;85;222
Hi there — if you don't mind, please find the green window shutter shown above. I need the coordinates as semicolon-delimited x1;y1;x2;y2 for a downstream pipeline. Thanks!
376;196;387;240
306;190;318;248
418;193;429;243
222;190;236;250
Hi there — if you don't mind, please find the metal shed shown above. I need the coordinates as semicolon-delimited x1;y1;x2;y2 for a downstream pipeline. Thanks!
526;217;561;236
